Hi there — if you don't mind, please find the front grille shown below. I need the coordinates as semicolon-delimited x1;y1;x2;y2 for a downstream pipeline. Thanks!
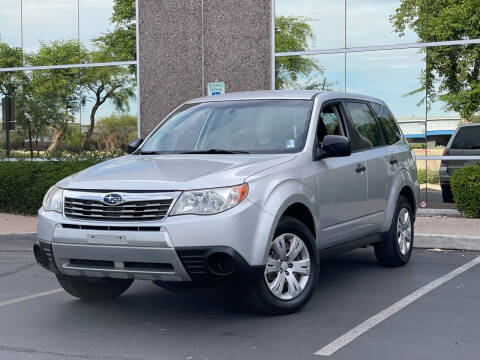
64;197;173;221
62;224;161;232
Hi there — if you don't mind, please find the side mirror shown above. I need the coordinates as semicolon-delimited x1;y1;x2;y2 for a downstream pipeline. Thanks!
127;138;143;154
315;135;352;160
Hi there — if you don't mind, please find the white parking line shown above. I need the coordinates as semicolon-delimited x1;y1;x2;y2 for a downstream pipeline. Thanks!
0;289;63;308
315;255;480;357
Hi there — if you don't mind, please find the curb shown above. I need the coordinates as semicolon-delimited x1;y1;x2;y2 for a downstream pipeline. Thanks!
415;233;480;251
417;208;462;218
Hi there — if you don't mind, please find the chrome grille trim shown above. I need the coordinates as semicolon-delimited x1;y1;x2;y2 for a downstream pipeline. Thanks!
63;190;179;222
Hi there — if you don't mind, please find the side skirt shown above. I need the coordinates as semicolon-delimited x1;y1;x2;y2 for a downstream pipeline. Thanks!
318;233;382;260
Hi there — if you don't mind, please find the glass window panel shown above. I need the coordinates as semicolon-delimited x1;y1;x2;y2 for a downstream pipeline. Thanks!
23;0;79;65
275;53;345;91
346;48;425;122
80;65;137;150
425;0;479;42
79;0;136;62
0;0;22;68
275;0;345;52
424;44;480;208
346;0;421;47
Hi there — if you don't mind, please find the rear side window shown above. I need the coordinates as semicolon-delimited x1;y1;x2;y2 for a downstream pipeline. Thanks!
371;103;402;145
451;127;480;149
345;101;384;150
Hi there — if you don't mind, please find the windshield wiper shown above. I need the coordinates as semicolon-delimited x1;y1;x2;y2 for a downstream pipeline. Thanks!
179;149;250;154
137;151;161;155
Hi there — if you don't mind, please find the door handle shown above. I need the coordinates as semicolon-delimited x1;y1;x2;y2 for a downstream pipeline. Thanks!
389;157;399;165
355;163;367;173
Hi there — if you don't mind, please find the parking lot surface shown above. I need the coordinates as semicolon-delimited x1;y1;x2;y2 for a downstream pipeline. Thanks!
1;234;479;360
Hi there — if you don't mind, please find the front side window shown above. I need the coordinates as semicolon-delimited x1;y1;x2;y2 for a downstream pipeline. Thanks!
371;103;402;145
317;105;343;145
345;101;384;150
140;100;313;154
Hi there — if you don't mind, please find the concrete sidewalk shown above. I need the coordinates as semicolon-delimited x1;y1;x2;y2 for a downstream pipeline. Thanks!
0;213;37;235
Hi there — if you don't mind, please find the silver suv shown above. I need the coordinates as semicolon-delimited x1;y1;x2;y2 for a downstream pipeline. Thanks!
34;91;419;314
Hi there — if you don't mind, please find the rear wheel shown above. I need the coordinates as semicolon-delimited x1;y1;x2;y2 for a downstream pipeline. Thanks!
56;275;133;301
441;184;454;203
249;216;319;315
374;196;414;267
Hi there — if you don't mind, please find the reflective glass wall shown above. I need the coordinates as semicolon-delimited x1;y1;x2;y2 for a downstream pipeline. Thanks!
0;0;137;155
274;0;480;209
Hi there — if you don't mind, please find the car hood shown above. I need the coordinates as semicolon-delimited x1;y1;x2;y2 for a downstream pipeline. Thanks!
58;154;296;191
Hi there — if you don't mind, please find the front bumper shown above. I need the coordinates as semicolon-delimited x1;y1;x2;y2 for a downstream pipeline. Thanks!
36;199;273;283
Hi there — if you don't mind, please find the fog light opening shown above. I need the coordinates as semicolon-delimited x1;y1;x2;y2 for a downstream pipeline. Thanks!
206;252;236;276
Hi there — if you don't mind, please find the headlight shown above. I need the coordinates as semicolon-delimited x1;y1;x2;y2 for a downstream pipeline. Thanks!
171;184;248;216
42;186;64;213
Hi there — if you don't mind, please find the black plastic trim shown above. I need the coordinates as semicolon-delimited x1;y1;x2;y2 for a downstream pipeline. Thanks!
33;240;60;274
175;246;264;285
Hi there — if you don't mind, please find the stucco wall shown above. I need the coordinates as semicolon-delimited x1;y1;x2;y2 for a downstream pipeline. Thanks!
138;0;272;137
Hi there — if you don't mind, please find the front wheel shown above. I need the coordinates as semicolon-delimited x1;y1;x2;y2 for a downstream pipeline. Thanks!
56;275;133;301
374;195;414;267
249;216;319;315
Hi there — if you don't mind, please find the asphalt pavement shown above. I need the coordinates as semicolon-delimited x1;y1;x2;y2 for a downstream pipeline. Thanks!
1;234;479;360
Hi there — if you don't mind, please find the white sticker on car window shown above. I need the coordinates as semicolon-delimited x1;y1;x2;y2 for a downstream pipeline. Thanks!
286;139;295;148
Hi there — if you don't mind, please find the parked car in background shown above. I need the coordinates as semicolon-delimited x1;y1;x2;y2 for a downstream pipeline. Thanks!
34;91;419;314
440;123;480;202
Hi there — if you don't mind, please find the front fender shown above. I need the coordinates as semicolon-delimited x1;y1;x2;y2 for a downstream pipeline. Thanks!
247;177;319;263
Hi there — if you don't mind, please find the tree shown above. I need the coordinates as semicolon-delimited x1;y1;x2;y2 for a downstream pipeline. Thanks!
0;40;23;96
26;40;86;151
391;0;480;120
80;47;135;150
94;0;136;63
275;16;325;90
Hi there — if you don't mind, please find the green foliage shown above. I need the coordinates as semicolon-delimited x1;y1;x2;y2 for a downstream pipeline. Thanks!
0;40;24;96
0;160;98;215
392;0;480;120
94;0;136;62
417;169;440;184
275;16;324;90
62;126;84;151
94;114;137;151
451;165;480;218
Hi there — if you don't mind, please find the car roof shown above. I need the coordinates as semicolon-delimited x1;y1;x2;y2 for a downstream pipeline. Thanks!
186;90;386;105
458;122;480;128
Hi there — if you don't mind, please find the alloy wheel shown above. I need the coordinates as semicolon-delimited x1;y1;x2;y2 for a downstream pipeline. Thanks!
264;233;311;300
397;208;412;256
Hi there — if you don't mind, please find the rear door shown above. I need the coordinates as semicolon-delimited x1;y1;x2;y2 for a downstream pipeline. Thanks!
343;101;394;233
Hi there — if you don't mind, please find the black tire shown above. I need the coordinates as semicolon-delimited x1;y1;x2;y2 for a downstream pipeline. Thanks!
56;275;133;301
374;196;414;267
248;216;319;315
441;184;454;203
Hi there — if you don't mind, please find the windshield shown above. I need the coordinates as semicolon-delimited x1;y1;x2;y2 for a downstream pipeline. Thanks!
140;99;313;154
451;126;480;149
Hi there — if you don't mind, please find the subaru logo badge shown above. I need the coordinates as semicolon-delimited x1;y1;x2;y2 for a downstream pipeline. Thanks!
103;193;123;205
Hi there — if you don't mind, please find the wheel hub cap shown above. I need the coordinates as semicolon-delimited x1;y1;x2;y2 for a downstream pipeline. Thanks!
397;208;412;256
264;233;311;300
